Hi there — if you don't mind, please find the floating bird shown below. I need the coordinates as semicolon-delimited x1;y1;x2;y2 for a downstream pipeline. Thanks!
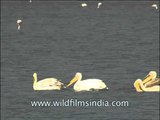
97;2;102;8
33;73;64;90
134;79;160;92
134;71;160;92
16;19;22;30
151;4;158;9
81;3;87;7
66;72;108;92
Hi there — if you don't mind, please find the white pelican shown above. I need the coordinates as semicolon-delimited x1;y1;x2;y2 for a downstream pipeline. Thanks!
151;4;158;9
97;2;102;8
16;19;22;30
134;71;160;92
134;79;160;92
66;72;108;92
33;73;64;90
81;3;87;7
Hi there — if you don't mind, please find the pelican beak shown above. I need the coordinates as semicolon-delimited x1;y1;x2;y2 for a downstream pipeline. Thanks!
66;75;78;87
142;74;153;84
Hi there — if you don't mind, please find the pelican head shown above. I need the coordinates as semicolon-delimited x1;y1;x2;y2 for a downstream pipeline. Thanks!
66;72;82;87
142;71;157;84
33;72;36;77
98;2;102;6
134;79;143;92
149;71;157;78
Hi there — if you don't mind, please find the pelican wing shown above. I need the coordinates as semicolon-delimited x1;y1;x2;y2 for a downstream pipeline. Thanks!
145;78;160;87
34;78;63;90
36;78;59;86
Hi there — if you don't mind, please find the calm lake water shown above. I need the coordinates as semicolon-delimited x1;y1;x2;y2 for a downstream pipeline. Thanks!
1;1;159;120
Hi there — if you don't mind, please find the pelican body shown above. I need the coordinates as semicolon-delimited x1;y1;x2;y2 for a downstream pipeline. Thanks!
152;4;158;9
81;3;87;7
66;72;108;92
33;73;63;90
134;71;160;92
17;19;22;30
97;2;102;8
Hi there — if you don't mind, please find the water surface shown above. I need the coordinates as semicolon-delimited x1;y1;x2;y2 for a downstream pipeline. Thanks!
1;1;159;120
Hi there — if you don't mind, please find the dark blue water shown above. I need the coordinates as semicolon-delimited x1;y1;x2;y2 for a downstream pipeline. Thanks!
1;1;159;120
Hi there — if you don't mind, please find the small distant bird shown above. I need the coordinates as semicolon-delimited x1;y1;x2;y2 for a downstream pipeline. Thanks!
16;19;22;30
151;4;158;9
97;2;102;8
81;3;87;7
29;0;32;3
